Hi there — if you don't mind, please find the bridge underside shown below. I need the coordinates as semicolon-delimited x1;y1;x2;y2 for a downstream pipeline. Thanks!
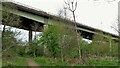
3;17;44;31
79;30;94;40
3;14;44;42
3;14;94;42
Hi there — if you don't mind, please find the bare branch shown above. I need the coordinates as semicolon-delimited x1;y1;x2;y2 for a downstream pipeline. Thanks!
74;2;77;11
111;26;120;33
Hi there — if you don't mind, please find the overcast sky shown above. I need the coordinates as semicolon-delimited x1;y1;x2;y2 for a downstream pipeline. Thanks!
3;0;119;41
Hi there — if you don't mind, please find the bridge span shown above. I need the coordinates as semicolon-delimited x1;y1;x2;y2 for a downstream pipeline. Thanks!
1;2;119;42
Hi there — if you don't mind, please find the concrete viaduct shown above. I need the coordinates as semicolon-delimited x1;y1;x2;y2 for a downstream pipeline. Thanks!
1;2;119;43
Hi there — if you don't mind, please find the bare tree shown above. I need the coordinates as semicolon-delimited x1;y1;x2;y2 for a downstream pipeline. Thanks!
57;2;79;62
64;0;77;23
64;0;86;64
57;6;72;19
118;19;120;35
64;0;78;46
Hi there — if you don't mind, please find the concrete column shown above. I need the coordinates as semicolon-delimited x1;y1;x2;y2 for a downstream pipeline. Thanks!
44;25;48;30
29;30;32;43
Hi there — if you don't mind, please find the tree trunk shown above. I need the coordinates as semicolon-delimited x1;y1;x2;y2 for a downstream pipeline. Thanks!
2;25;5;37
72;11;81;59
109;38;112;53
34;50;36;57
61;36;65;62
2;25;6;47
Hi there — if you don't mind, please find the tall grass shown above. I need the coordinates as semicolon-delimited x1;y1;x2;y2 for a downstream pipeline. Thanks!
32;57;68;66
2;57;27;66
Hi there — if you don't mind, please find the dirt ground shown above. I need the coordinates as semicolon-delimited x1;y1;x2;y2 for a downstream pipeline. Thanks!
26;58;40;68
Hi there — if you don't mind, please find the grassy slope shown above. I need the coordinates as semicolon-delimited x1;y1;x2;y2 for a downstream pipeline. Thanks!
2;57;27;66
33;57;118;66
88;59;118;66
32;57;68;66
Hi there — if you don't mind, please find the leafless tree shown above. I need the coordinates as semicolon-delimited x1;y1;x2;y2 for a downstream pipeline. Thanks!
111;18;120;35
57;6;73;20
57;1;78;62
64;0;86;64
64;0;77;24
118;19;120;35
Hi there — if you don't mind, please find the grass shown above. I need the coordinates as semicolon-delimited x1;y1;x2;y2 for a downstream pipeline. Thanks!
32;57;68;66
2;57;27;66
33;57;118;66
0;58;2;67
87;58;118;66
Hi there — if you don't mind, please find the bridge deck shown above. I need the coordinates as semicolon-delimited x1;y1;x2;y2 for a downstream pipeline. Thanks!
1;2;119;40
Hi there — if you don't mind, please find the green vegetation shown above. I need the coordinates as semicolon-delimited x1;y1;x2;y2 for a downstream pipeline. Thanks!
39;25;62;58
2;57;27;66
33;57;118;66
2;23;118;66
2;24;118;66
31;24;118;66
33;57;68;66
88;58;118;66
2;3;28;67
2;27;27;66
2;2;119;67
